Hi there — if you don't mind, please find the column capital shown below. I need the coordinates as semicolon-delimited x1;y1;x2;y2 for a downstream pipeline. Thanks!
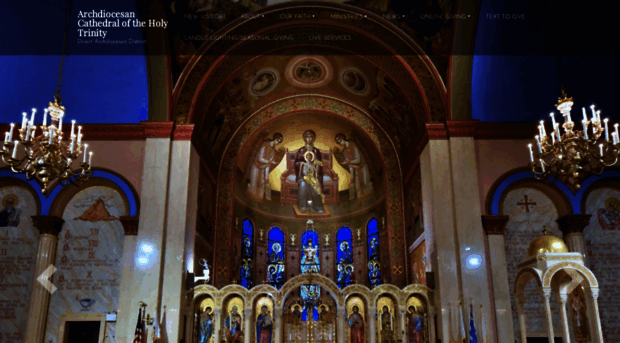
119;216;140;235
556;214;592;235
541;288;552;300
31;215;64;236
481;215;510;235
559;293;568;304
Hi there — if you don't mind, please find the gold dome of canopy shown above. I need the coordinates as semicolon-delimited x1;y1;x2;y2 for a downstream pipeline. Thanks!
527;226;568;257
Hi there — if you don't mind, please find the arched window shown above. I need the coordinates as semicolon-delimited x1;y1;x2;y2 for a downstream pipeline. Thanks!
267;227;286;289
300;229;320;321
367;218;381;287
335;226;354;289
240;218;254;289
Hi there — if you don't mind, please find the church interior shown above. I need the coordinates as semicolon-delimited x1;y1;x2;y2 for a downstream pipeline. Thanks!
0;0;618;343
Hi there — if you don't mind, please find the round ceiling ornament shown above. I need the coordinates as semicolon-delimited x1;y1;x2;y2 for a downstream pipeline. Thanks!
339;67;370;96
249;68;279;97
285;55;333;88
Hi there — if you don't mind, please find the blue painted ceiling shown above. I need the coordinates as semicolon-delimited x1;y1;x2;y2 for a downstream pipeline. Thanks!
471;0;619;123
0;1;148;124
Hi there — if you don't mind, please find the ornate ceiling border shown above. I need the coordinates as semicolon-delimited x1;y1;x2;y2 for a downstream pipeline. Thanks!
213;94;408;288
171;3;447;126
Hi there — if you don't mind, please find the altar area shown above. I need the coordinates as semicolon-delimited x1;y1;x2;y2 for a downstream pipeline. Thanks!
189;274;434;343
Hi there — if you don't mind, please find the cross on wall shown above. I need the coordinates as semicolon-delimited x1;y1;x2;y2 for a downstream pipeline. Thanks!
517;195;537;213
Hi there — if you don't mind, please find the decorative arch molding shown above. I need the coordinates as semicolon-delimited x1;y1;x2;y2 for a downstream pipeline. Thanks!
487;167;620;215
542;261;598;289
192;273;434;310
48;169;140;218
513;267;543;292
0;169;49;215
171;2;447;126
0;173;42;215
213;94;407;288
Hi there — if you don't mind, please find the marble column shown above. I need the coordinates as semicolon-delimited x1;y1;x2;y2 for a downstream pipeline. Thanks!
448;137;494;343
515;294;527;343
541;288;555;342
398;306;406;342
337;308;346;343
481;215;515;343
558;293;571;343
274;308;283;343
368;307;377;343
557;215;592;267
161;128;200;343
116;216;139;343
213;308;222;343
584;287;604;343
419;141;460;343
122;122;174;343
244;308;252;343
25;215;64;343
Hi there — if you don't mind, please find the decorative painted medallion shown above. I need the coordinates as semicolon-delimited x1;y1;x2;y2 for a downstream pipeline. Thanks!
339;67;370;96
598;197;620;231
249;68;279;97
285;56;333;88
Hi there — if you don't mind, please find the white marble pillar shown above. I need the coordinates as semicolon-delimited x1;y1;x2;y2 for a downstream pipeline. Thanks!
584;287;604;343
123;124;174;343
448;137;494;343
558;293;571;343
25;216;64;343
541;289;555;342
161;132;200;343
116;216;139;343
515;294;527;343
557;215;592;267
481;215;515;343
337;308;346;343
244;308;252;343
213;308;222;343
368;307;377;343
419;141;461;343
274;308;283;343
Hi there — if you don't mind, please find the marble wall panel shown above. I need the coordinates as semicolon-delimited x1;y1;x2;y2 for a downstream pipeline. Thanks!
0;186;39;343
584;187;620;341
45;186;126;343
502;188;563;336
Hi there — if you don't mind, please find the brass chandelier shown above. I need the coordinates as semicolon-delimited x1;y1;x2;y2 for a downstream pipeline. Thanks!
528;90;619;192
1;0;93;194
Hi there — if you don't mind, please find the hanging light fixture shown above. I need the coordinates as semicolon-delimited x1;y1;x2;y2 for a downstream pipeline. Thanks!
527;90;619;192
1;0;93;194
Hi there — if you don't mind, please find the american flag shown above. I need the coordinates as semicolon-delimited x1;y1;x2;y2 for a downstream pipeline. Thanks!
133;307;144;343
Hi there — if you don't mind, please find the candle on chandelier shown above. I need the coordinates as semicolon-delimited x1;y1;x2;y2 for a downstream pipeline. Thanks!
70;138;75;154
540;159;545;173
71;120;75;137
4;132;8;143
59;117;62;132
43;109;48;127
615;124;619;143
528;144;534;162
26;122;32;141
540;121;546;137
12;141;18;159
604;119;609;141
535;135;542;153
9;123;14;141
21;112;27;129
551;131;556;144
77;133;82;144
591;105;597;122
30;108;36;125
600;144;604;156
550;112;557;127
583;120;588;140
538;124;543;138
597;110;601;123
83;144;88;163
88;151;93;165
556;124;562;142
582;107;588;122
613;132;618;145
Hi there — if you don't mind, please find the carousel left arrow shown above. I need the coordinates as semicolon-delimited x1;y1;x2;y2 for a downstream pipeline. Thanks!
37;265;58;294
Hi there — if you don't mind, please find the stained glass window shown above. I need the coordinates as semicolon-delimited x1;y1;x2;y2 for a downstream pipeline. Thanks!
240;218;253;289
267;227;285;289
367;218;381;287
300;230;320;274
336;226;354;289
